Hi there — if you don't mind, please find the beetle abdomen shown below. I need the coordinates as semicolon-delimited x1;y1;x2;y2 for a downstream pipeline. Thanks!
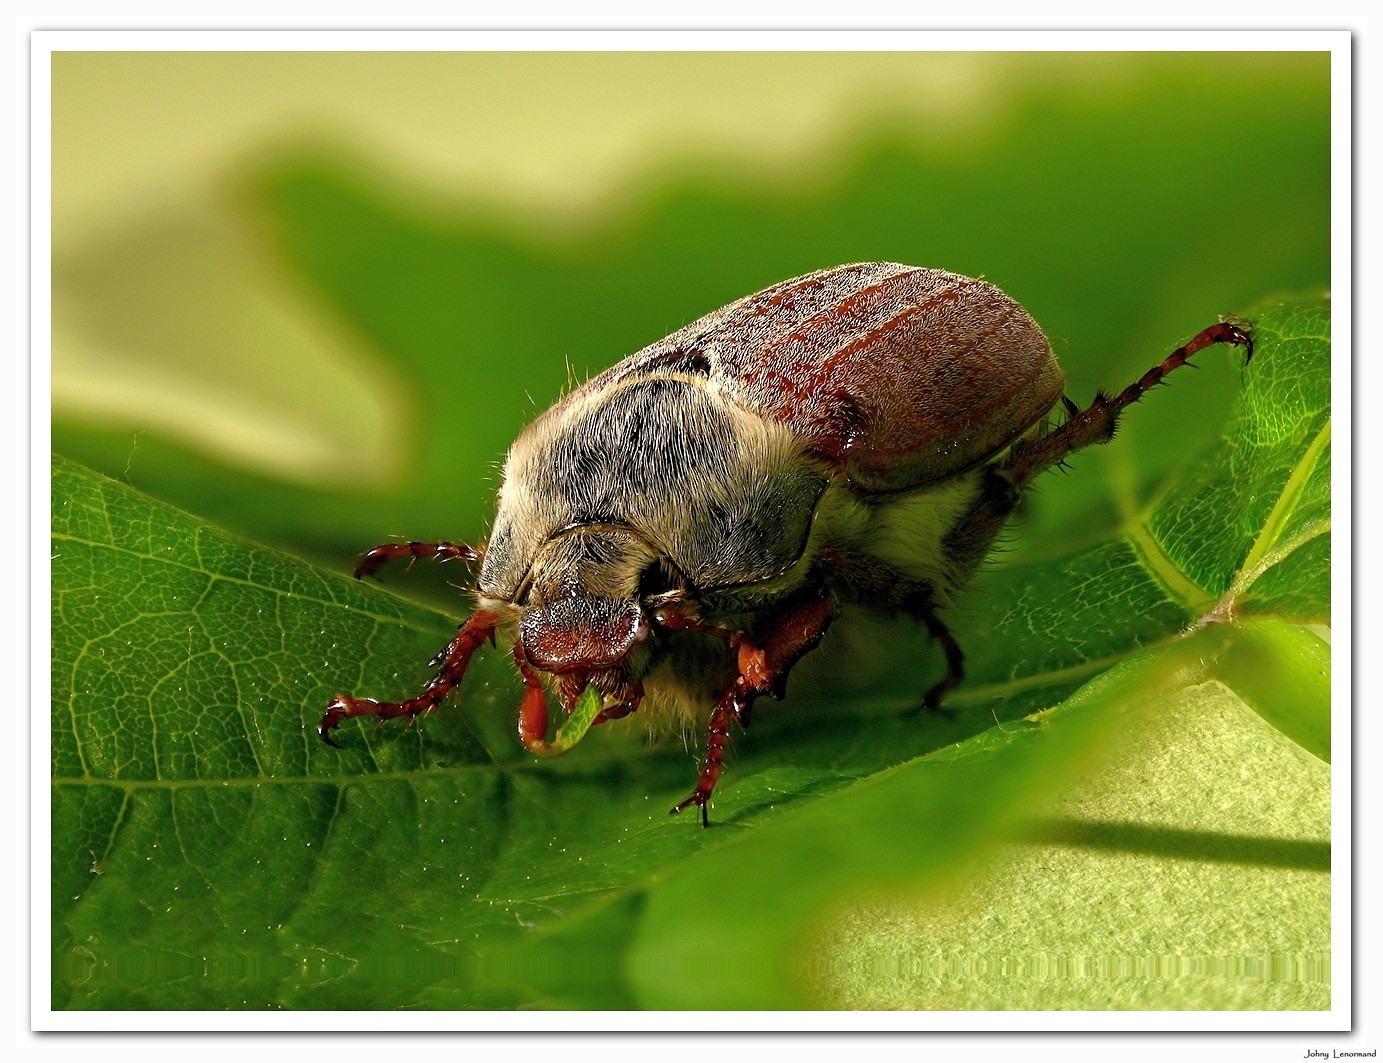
613;263;1064;492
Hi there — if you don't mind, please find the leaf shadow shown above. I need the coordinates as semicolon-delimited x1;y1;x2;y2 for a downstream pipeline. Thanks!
1014;816;1330;872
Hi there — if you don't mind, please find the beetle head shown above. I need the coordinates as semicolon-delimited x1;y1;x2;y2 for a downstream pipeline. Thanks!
516;523;680;687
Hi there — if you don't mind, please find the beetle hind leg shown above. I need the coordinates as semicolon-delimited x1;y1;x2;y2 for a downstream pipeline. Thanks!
1000;321;1252;487
916;603;965;713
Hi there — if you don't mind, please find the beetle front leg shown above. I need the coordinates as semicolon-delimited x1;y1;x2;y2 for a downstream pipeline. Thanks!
354;540;482;581
513;645;556;754
1000;321;1253;487
318;609;500;745
671;596;836;827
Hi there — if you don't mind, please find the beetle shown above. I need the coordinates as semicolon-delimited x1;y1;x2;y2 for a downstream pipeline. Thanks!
317;262;1251;825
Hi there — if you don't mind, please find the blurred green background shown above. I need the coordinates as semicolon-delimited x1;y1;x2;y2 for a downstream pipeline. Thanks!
52;50;1329;577
49;49;1331;1012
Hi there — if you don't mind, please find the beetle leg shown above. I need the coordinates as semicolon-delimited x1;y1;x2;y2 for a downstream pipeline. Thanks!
353;540;482;581
512;645;555;753
671;596;836;827
1000;322;1252;487
918;604;965;712
650;602;737;641
318;609;500;745
593;682;644;724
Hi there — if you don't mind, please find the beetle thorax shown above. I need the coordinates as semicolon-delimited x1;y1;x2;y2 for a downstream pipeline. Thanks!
477;372;827;608
523;523;661;606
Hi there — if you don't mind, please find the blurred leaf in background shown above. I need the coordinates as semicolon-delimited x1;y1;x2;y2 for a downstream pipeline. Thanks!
51;51;1327;573
48;48;1332;1013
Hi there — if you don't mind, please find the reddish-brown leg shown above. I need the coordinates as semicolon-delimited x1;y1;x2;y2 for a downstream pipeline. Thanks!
592;683;644;724
318;609;500;745
650;603;738;641
671;596;836;827
1001;322;1253;486
354;540;481;580
512;644;554;752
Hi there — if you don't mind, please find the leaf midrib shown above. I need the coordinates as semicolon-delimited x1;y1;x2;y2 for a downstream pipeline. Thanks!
1127;414;1331;622
1239;417;1331;576
52;529;449;636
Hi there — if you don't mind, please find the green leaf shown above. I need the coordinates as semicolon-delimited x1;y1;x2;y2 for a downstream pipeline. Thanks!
631;628;1330;1010
1206;618;1331;764
1147;298;1331;618
810;677;1330;1011
50;290;1330;1011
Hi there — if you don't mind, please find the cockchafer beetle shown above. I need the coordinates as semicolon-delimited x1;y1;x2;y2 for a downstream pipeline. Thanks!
318;262;1252;825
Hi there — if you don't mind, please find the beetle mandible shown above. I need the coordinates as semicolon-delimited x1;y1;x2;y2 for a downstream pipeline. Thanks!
317;262;1252;825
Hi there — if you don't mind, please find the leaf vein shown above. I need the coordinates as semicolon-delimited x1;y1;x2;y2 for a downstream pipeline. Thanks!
1122;523;1213;616
1239;417;1330;577
52;530;450;635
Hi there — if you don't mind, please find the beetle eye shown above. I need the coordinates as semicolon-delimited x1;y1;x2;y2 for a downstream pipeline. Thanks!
638;559;683;598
